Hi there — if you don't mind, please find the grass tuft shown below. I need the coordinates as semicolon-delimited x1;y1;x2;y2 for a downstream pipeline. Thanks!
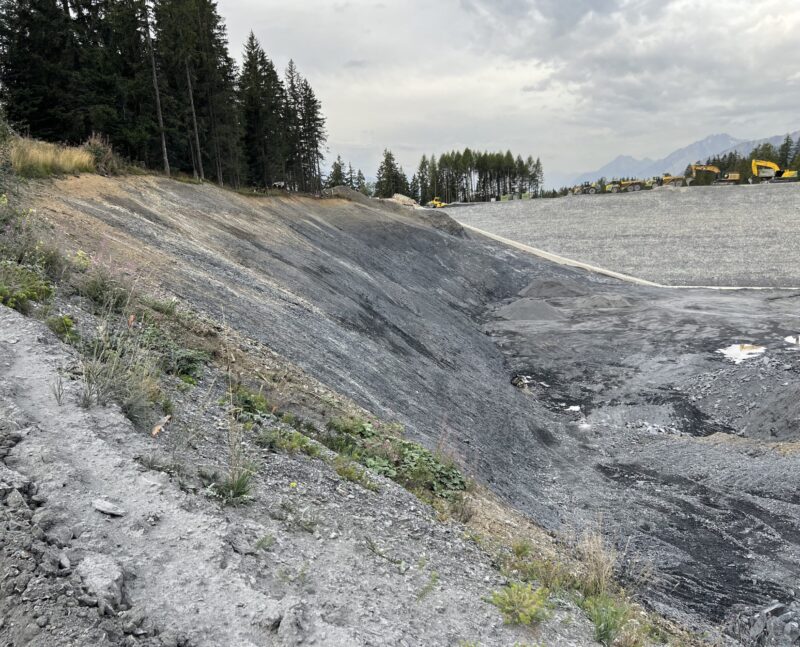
10;137;95;177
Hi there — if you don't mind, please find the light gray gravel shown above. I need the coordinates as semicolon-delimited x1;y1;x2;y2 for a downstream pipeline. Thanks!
450;184;800;287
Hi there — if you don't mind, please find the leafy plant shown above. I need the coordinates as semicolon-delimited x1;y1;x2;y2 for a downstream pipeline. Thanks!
320;415;466;501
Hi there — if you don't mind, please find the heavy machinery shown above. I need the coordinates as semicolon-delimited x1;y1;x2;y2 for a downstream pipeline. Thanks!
572;182;600;195
656;174;686;187
426;196;448;208
751;160;799;183
605;179;652;193
687;164;740;186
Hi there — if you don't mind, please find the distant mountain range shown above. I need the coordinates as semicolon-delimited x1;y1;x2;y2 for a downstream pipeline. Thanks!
571;130;799;185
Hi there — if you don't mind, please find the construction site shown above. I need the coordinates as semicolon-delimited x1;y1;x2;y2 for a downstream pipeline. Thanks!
0;173;797;646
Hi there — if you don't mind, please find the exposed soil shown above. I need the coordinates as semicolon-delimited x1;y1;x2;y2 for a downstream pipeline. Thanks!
10;175;800;643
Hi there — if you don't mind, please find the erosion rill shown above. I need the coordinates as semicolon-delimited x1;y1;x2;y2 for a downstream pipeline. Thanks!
2;175;799;645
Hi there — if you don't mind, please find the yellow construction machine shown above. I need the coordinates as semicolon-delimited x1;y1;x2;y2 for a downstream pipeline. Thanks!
426;196;448;208
687;164;740;186
657;174;686;187
751;160;799;183
605;179;652;193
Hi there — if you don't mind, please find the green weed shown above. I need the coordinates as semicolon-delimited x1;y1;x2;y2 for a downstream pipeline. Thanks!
490;582;550;626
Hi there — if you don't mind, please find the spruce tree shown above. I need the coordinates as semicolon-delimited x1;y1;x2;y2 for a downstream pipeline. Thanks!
778;135;794;169
326;155;345;187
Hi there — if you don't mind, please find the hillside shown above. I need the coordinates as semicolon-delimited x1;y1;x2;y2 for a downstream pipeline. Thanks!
2;175;799;645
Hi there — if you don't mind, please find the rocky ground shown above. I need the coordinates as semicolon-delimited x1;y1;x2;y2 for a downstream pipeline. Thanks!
1;306;601;646
4;175;799;644
450;184;800;287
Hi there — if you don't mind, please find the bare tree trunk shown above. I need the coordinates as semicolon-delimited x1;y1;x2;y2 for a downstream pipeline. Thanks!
185;60;204;181
143;1;169;176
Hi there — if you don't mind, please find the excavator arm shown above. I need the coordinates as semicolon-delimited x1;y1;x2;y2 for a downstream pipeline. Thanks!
751;159;780;176
689;164;721;177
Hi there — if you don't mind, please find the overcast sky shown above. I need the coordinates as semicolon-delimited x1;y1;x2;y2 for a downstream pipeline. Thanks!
217;0;800;185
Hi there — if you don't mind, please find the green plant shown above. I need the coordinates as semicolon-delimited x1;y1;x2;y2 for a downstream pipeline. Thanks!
140;295;178;316
255;534;275;551
490;582;550;626
50;373;64;406
80;269;130;312
78;314;161;427
320;416;466;501
46;314;79;343
234;385;272;416
0;262;53;313
582;594;631;646
514;557;576;592
334;456;378;491
212;466;253;504
417;571;440;601
512;539;533;560
256;428;321;457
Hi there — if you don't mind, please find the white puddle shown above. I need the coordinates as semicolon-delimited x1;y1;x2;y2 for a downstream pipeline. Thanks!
717;343;766;364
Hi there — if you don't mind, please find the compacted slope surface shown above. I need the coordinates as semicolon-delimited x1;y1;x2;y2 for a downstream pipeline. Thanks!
24;176;800;640
450;184;800;287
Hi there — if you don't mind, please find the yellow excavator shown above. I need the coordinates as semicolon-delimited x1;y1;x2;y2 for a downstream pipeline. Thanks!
687;164;740;186
751;160;799;183
426;196;448;208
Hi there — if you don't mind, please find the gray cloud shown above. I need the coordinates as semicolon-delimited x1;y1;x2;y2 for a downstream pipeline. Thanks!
219;0;800;184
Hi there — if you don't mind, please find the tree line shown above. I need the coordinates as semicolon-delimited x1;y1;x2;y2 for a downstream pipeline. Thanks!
0;0;331;191
369;148;544;202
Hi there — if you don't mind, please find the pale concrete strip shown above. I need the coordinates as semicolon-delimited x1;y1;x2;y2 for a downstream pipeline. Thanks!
460;222;800;292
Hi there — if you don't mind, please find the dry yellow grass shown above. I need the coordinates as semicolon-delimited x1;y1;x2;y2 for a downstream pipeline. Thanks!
10;137;95;177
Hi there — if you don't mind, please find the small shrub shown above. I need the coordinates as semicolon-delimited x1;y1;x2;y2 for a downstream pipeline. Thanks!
83;134;123;175
490;582;550;626
46;314;78;343
582;594;631;646
0;262;53;313
80;269;130;312
512;539;533;560
234;385;271;416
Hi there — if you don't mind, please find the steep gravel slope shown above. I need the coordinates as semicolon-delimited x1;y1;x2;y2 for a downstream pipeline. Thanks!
25;176;800;640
